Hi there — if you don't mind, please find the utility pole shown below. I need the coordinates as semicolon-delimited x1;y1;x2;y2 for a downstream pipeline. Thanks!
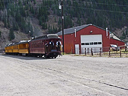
60;0;64;55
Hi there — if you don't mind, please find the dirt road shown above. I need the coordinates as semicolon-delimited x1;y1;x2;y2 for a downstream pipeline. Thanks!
0;54;128;96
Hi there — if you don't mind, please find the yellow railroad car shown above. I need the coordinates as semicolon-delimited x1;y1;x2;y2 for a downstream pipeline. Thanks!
18;41;29;55
12;44;19;54
5;44;13;54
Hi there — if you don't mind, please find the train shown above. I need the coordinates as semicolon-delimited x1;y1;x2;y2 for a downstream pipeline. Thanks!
5;34;62;58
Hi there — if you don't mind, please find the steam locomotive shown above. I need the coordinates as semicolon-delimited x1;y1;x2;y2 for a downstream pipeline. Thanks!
5;34;61;58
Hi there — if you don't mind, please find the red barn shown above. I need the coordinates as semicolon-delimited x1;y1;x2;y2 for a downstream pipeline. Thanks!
110;33;125;47
57;24;125;54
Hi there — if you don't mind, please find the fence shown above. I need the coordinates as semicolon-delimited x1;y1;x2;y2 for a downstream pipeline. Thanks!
78;46;128;57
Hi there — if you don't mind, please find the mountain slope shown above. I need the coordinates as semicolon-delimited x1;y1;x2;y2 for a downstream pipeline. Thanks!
0;0;128;48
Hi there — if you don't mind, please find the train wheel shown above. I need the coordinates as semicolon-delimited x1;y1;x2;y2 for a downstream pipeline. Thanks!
44;55;49;59
39;54;43;58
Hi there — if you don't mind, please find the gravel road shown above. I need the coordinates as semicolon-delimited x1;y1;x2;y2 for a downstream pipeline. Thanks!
0;54;128;96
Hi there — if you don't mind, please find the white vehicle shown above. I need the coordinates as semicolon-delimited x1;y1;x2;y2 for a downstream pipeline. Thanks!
110;44;119;51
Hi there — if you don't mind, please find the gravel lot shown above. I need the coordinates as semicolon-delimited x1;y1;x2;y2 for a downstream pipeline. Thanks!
0;54;128;96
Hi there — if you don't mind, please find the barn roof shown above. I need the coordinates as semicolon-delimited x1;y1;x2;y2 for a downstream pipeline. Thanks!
57;24;92;35
57;24;123;42
110;33;122;41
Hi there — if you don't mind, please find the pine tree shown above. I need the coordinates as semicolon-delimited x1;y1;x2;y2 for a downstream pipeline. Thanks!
0;0;4;10
33;0;36;4
13;22;19;31
0;31;1;38
9;28;15;41
42;23;47;29
3;17;7;27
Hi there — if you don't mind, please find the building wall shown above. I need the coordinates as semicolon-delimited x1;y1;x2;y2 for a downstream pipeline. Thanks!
59;25;124;54
59;34;75;53
110;38;125;47
74;25;110;53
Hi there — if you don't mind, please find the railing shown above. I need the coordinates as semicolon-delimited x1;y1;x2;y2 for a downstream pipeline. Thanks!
76;46;128;57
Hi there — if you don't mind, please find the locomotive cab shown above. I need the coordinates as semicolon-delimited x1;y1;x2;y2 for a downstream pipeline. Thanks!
45;39;61;58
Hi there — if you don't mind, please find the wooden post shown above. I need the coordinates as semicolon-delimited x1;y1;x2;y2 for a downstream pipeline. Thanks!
88;48;89;54
120;50;121;57
125;46;127;52
109;47;110;57
91;48;93;56
100;48;101;57
85;48;86;55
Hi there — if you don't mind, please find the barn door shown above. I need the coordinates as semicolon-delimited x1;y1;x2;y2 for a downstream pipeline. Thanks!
75;44;79;54
81;35;102;54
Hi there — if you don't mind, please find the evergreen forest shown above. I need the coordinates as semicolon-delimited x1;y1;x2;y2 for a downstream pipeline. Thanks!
0;0;128;40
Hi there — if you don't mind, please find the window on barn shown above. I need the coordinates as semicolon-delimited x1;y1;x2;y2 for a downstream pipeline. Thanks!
94;42;97;45
90;42;93;45
85;43;89;45
98;42;102;44
81;43;85;45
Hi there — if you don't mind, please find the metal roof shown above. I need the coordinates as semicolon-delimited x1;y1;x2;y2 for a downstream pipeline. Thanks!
57;24;123;42
30;34;60;41
110;33;121;41
18;40;29;44
57;24;91;35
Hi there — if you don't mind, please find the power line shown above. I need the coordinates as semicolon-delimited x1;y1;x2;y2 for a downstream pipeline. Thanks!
66;6;128;14
71;1;128;7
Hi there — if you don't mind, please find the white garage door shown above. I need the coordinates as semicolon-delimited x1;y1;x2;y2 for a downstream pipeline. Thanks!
81;35;102;54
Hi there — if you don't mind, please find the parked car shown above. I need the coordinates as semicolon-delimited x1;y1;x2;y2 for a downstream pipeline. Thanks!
110;44;119;51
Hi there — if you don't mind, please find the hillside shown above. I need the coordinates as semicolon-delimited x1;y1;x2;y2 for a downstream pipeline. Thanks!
0;0;128;48
0;21;28;48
